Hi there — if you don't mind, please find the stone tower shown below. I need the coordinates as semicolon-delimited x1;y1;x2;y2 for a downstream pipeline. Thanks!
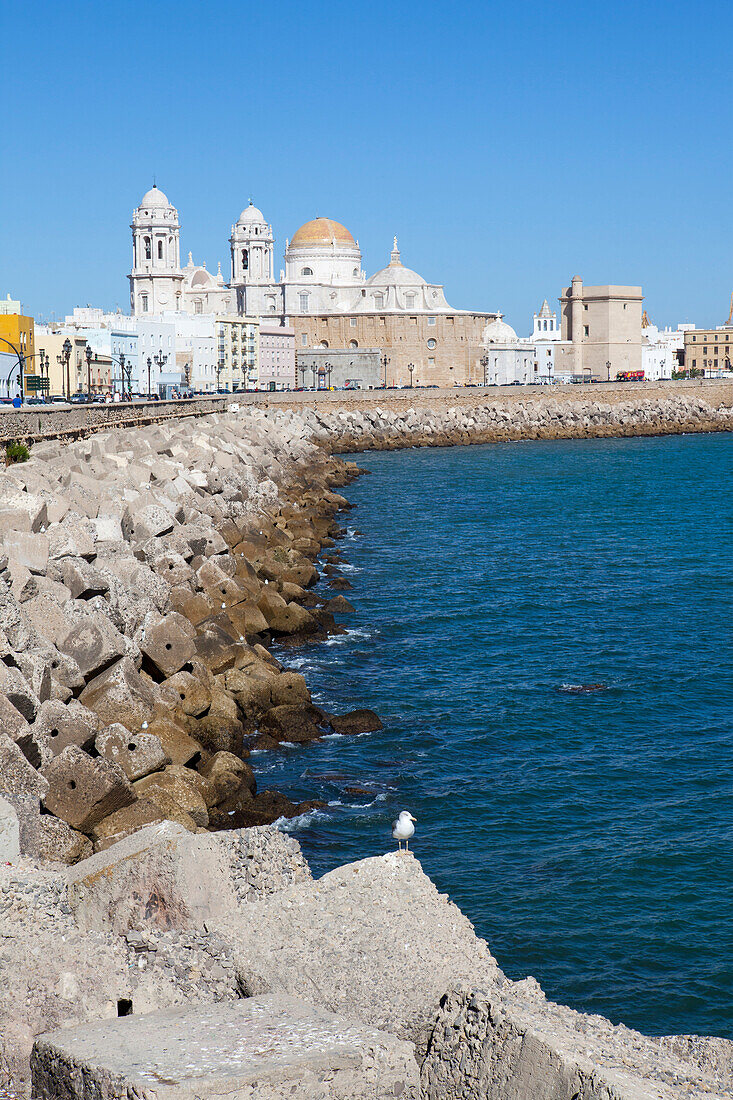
229;203;275;315
129;185;184;315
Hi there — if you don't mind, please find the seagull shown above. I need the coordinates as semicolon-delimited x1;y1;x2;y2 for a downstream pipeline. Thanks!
392;810;417;852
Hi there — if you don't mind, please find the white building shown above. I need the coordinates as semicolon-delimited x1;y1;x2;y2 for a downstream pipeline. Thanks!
481;317;535;385
530;299;565;382
641;321;692;381
130;187;464;325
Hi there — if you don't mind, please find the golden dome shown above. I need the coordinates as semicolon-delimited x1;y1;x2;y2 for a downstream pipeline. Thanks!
290;217;356;249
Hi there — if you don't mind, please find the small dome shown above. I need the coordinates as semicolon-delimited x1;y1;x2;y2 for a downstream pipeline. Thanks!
139;185;171;209
367;260;426;288
290;217;356;249
238;202;266;224
482;317;518;344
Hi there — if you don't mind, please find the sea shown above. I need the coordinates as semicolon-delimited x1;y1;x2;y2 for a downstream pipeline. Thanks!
256;432;733;1039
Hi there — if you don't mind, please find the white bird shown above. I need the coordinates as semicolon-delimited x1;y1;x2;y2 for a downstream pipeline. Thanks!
392;810;417;852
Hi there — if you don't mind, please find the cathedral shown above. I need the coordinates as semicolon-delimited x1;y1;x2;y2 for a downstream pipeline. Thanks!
128;184;499;387
129;186;458;322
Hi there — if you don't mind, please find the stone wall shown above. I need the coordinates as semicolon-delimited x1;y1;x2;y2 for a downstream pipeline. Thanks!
0;396;227;445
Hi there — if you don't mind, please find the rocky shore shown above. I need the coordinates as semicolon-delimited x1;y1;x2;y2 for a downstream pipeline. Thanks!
1;394;733;1097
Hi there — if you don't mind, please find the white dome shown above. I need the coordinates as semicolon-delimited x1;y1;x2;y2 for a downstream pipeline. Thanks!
367;261;427;288
482;317;518;344
238;202;266;224
139;185;171;209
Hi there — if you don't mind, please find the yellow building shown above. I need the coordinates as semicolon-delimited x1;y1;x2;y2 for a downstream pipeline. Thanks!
34;328;90;398
683;327;733;374
216;315;259;391
0;313;35;397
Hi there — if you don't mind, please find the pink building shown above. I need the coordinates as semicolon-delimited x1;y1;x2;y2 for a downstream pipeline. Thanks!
259;324;295;390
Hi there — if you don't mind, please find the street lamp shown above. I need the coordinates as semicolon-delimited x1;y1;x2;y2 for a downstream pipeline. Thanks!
324;361;333;389
606;359;611;382
381;352;389;388
85;345;95;399
408;363;415;388
60;338;72;401
148;351;168;398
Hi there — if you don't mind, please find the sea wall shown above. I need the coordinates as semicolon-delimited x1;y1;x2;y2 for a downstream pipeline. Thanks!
0;402;732;1098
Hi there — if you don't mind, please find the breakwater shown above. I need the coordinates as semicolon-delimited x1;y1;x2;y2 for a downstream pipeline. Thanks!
1;401;732;1098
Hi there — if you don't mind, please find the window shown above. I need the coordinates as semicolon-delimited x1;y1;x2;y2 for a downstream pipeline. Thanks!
405;294;415;308
349;340;358;348
350;318;357;327
299;293;309;313
242;249;249;271
141;294;148;312
373;293;384;308
157;240;163;260
427;338;436;349
427;315;436;326
428;357;435;366
584;326;589;336
194;300;203;314
144;237;151;260
353;268;359;276
692;359;697;367
319;340;329;348
301;267;313;276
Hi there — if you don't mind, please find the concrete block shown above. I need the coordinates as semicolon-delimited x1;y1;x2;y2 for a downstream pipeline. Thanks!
7;530;49;574
0;794;20;861
47;519;95;560
133;768;208;827
159;670;211;716
0;663;40;721
66;821;237;933
140;613;196;678
35;814;93;865
89;796;197;850
0;691;31;741
59;558;110;599
42;745;135;832
58;613;127;680
122;503;175;541
32;698;100;757
31;995;420;1100
79;657;157;732
95;723;169;781
0;728;48;855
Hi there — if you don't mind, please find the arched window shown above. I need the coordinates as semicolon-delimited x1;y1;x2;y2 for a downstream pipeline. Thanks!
144;236;151;260
349;339;358;348
320;340;329;348
242;249;249;271
157;240;163;260
301;267;313;276
353;268;359;277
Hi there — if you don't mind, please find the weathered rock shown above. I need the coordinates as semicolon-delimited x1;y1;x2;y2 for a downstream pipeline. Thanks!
89;797;197;850
259;703;328;743
133;769;209;828
140;612;196;678
58;558;109;600
0;728;48;855
42;746;135;833
32;699;100;757
31;996;420;1100
0;663;40;721
159;670;211;717
0;795;20;861
35;815;93;865
66;822;236;933
269;670;311;706
58;613;127;680
79;657;157;731
146;715;203;766
7;531;49;575
198;751;250;805
328;708;384;735
187;713;244;756
95;723;170;781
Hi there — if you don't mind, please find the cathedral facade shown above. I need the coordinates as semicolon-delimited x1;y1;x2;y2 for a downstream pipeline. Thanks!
128;185;500;386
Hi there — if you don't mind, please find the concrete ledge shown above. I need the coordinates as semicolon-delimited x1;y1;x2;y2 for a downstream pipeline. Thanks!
0;396;227;445
31;995;420;1099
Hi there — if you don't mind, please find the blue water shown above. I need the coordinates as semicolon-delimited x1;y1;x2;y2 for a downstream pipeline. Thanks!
258;433;733;1039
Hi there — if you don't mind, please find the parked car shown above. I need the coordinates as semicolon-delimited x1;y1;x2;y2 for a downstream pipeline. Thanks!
70;392;90;404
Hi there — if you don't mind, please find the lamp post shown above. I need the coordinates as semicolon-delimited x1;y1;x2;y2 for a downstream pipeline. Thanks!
85;345;94;399
606;359;611;382
311;366;317;391
407;362;415;388
381;352;389;388
324;361;333;390
60;338;72;401
0;335;30;400
152;349;167;398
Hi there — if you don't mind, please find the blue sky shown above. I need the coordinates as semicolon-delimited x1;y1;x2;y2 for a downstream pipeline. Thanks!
3;0;732;332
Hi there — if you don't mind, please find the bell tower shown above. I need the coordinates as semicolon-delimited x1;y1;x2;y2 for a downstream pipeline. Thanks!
229;202;275;315
129;185;184;315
